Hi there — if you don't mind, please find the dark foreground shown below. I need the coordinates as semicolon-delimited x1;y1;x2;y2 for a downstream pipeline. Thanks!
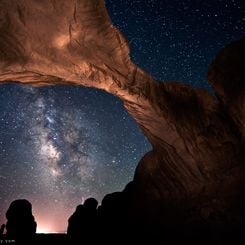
1;226;245;245
1;234;67;244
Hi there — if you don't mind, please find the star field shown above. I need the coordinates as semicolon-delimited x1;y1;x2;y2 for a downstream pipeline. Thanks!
0;85;150;232
0;0;244;233
106;0;244;89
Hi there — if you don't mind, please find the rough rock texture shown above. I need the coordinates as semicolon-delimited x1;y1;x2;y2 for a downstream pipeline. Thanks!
208;38;245;138
0;0;244;226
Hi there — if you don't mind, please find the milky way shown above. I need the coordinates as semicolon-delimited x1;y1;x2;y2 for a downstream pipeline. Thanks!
0;85;150;232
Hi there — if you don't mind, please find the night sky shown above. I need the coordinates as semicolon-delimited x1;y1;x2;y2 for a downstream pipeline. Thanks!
0;0;244;233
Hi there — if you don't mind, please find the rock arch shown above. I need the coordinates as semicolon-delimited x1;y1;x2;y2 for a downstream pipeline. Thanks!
0;0;244;224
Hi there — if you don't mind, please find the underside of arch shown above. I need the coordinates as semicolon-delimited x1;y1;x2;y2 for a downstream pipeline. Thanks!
0;0;245;224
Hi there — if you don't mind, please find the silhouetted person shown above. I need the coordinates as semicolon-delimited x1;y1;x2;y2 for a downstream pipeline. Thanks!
5;199;36;241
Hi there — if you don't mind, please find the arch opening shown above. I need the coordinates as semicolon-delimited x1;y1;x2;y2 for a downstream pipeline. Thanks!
0;83;151;233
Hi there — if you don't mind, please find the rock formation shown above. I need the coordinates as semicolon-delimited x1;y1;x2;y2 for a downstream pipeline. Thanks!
5;199;37;240
0;0;244;227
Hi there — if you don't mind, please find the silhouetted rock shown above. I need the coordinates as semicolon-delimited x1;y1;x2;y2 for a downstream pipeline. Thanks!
208;38;245;137
5;199;36;241
0;224;5;237
82;197;98;240
83;197;98;211
67;204;84;241
100;192;124;221
98;188;139;243
67;198;98;242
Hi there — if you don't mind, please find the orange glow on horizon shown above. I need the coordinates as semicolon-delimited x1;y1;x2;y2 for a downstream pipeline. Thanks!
33;207;69;234
37;224;64;234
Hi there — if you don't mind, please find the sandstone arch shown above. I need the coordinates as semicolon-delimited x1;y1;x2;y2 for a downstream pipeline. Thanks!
0;0;244;224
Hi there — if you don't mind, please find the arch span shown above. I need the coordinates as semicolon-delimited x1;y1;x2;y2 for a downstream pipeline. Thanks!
0;0;245;224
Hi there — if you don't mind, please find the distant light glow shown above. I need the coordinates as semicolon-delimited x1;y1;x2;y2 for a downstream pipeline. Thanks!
37;225;58;234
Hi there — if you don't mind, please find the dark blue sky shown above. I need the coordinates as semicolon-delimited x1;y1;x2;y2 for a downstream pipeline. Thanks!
0;0;244;232
106;0;244;88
